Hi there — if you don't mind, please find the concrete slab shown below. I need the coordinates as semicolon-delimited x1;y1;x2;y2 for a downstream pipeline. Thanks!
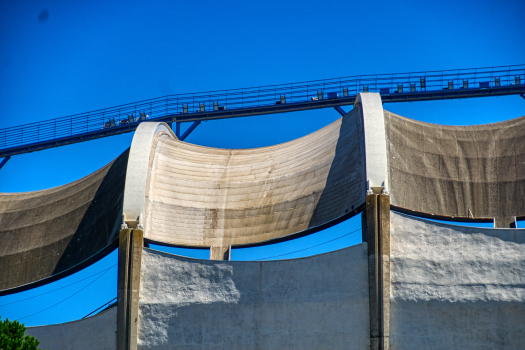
138;246;369;349
390;212;525;349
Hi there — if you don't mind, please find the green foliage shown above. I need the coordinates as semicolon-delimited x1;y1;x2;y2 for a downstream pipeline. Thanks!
0;317;42;350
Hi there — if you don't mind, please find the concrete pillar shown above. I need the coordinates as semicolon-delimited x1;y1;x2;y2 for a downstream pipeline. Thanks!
366;194;390;350
117;229;143;350
210;245;231;260
117;229;131;350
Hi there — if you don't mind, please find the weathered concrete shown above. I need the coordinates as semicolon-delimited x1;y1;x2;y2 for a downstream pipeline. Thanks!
123;123;176;227
390;212;525;349
355;93;389;193
26;306;117;350
0;151;128;291
138;246;369;349
143;108;366;249
366;194;390;350
118;229;143;350
385;111;525;227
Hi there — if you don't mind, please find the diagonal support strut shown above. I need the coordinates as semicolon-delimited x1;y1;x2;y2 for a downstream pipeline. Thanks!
0;156;11;170
180;121;201;141
334;106;347;116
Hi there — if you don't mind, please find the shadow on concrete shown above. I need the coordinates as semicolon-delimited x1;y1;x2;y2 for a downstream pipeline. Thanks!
308;109;366;228
52;149;129;274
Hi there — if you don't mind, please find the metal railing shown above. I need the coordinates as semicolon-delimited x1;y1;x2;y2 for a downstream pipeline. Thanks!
1;64;524;155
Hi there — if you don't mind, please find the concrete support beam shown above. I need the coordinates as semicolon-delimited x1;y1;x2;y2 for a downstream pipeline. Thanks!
117;229;144;350
366;194;390;350
210;245;231;260
117;229;131;350
123;122;176;228
355;93;389;194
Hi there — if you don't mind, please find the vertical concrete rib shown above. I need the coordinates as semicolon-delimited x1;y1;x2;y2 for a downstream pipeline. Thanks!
355;93;389;194
128;229;143;350
117;229;131;350
379;194;391;350
366;194;391;350
117;229;143;350
122;122;176;227
210;246;231;260
366;195;380;349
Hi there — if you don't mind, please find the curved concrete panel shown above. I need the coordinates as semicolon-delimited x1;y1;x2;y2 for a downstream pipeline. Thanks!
143;110;365;248
123;122;176;227
385;112;525;227
0;151;127;291
139;245;369;349
26;306;117;350
390;212;525;349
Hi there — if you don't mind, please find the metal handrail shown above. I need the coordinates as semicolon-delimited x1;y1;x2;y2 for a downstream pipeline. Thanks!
1;64;524;153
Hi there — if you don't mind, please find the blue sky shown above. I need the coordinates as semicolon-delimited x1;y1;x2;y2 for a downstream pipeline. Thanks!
0;0;524;327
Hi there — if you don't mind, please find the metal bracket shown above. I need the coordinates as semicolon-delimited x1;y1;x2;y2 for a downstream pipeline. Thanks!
175;122;181;138
0;156;10;170
180;121;201;141
334;106;347;116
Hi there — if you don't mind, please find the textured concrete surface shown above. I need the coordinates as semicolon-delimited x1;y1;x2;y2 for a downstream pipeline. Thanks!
117;229;145;350
366;194;391;350
26;306;117;350
123;122;176;227
144;109;365;248
355;93;389;193
390;212;525;349
138;246;369;350
0;151;127;290
385;112;525;227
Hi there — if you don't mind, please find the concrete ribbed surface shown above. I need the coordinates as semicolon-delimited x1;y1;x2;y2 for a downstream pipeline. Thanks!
0;151;127;291
145;109;365;247
385;112;525;227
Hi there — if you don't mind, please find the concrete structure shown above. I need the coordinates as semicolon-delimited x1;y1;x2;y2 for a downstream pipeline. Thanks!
140;107;365;253
390;212;525;349
0;151;127;291
138;246;369;349
385;111;525;227
26;306;117;350
1;93;524;349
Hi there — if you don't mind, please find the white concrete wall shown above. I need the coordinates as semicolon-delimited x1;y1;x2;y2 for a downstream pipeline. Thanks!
390;212;525;350
26;306;117;350
138;246;369;350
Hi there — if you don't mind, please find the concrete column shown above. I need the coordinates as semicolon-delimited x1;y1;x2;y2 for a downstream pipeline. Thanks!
117;229;143;350
210;245;231;260
366;194;390;350
117;229;131;350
